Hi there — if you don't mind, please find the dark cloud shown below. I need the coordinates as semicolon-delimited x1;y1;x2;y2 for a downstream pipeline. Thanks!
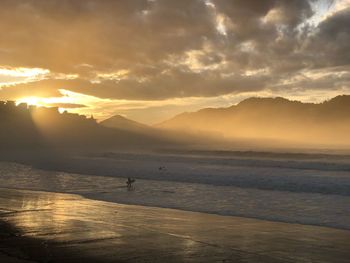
0;71;270;100
0;0;349;101
305;7;350;68
0;0;214;73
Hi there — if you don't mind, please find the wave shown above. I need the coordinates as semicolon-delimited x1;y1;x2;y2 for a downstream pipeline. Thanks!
1;161;350;230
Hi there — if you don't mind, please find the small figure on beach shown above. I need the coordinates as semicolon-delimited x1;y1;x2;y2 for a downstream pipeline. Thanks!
126;177;135;190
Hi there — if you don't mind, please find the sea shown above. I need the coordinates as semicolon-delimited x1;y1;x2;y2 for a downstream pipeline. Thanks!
1;151;349;230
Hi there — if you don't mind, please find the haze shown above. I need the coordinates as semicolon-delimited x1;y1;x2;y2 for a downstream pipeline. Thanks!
1;1;350;262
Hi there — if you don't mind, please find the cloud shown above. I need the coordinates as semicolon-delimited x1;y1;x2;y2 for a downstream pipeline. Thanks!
305;7;350;68
0;0;349;119
0;70;272;100
44;103;87;109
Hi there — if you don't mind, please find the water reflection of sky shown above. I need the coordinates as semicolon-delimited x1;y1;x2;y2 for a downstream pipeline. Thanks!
1;187;350;263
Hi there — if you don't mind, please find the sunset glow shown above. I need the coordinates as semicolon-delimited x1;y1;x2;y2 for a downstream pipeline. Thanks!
0;0;349;123
1;2;350;262
0;67;49;78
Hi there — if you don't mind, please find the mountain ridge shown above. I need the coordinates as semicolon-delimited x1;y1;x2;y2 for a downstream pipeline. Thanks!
157;95;350;147
100;115;152;132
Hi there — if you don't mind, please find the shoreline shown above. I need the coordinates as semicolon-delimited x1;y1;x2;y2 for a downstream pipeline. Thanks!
2;185;350;232
1;157;350;231
1;188;350;262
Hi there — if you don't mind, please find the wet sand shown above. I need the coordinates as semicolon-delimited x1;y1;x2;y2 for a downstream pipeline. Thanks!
0;188;350;263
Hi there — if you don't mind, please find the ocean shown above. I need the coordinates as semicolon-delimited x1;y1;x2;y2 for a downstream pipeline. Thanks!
1;151;349;230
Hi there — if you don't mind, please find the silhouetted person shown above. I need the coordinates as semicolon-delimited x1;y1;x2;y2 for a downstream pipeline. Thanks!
126;177;135;190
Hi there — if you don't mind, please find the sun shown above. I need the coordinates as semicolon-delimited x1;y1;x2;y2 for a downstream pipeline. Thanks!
16;96;44;107
15;91;89;115
16;92;75;108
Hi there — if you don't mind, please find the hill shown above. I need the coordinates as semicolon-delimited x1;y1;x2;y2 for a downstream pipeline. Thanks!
157;95;350;147
100;114;221;148
100;115;153;133
0;101;172;150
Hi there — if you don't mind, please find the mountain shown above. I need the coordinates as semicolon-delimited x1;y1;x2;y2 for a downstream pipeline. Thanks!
100;115;153;133
157;95;350;147
101;114;231;149
0;101;172;150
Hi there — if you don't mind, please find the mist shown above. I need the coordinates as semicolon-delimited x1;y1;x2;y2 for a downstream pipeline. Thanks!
158;96;350;150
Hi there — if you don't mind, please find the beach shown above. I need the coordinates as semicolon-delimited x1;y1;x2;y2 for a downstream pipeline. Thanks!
1;151;350;262
1;187;350;263
2;0;350;261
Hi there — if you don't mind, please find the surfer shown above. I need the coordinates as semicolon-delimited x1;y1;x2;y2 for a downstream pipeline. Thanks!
126;177;135;189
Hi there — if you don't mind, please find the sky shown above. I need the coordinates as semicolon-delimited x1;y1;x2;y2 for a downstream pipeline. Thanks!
0;0;349;124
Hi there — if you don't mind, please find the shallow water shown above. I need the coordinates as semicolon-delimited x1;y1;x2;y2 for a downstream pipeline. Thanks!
1;151;350;230
2;188;350;263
